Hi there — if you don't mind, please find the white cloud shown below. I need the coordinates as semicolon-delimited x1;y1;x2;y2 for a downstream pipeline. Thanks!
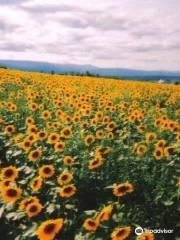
0;0;180;70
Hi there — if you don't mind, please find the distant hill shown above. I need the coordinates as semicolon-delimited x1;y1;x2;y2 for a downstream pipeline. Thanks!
0;59;180;81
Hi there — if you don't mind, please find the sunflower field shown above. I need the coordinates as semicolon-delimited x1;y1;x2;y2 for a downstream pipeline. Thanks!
0;68;179;240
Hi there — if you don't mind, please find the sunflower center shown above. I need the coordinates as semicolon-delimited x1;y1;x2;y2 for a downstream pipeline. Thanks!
29;205;38;213
64;186;72;193
25;141;30;147
43;167;51;174
51;136;57;140
32;152;39;158
44;223;56;234
7;188;17;197
118;186;128;193
5;169;13;177
116;229;126;237
87;138;92;143
7;127;13;132
64;130;70;135
92;160;99;166
61;175;68;181
156;151;161;156
88;220;96;227
168;148;173;154
33;180;38;186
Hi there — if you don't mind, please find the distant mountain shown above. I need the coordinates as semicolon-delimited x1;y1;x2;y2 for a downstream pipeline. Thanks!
0;59;180;81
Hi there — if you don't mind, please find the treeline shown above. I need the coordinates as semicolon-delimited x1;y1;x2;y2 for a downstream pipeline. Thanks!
0;66;8;69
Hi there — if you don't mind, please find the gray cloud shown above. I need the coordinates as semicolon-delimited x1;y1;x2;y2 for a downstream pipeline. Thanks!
0;42;34;52
0;0;180;71
0;0;29;5
0;18;19;32
21;3;83;13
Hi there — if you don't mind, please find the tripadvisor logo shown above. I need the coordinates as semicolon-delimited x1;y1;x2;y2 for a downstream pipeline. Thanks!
135;227;144;235
135;226;174;235
144;228;174;234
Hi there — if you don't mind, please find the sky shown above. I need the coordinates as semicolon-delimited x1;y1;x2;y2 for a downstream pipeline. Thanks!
0;0;180;71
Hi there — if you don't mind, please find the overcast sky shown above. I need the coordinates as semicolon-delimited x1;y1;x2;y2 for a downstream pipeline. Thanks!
0;0;180;71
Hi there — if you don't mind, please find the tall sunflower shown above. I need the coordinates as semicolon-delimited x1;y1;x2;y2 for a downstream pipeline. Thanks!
1;166;18;181
83;218;98;232
30;176;43;191
28;149;42;162
113;183;134;197
96;204;113;223
1;186;22;203
39;165;55;178
57;171;73;185
26;201;43;218
111;226;131;240
59;184;77;198
36;218;63;240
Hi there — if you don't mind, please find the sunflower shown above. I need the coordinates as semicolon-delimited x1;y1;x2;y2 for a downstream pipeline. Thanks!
164;146;174;157
28;149;42;162
155;139;167;148
1;186;22;203
47;133;59;144
59;184;77;198
18;139;33;151
57;171;73;185
153;147;164;160
88;156;103;170
103;116;110;125
60;127;72;139
83;218;98;232
91;118;98;126
113;183;134;197
41;110;51;120
95;146;111;156
36;218;64;240
108;132;114;140
96;130;104;139
4;125;15;135
26;201;43;218
39;165;55;178
96;204;113;223
1;166;18;181
137;144;147;155
30;176;43;191
85;135;95;146
111;226;131;240
136;231;154;240
73;115;80;124
107;121;117;132
28;124;38;134
81;121;88;129
25;116;34;125
38;131;48;140
145;132;157;142
29;102;39;111
26;133;38;143
54;141;65;152
19;196;40;210
137;125;146;133
63;156;74;165
95;111;104;119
